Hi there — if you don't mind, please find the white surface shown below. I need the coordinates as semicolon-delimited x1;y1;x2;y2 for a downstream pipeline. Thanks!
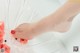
0;0;80;53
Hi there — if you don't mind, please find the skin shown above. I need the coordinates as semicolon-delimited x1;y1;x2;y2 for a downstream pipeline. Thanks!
12;0;80;40
69;0;80;3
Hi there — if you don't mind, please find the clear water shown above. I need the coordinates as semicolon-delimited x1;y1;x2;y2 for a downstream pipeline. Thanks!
0;0;80;53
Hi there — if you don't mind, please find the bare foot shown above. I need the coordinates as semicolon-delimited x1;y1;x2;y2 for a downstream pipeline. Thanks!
53;21;72;32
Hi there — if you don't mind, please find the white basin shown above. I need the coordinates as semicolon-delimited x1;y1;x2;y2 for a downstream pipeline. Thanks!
0;0;80;53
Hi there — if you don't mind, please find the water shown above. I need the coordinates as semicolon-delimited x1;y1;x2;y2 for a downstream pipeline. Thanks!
1;0;80;53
